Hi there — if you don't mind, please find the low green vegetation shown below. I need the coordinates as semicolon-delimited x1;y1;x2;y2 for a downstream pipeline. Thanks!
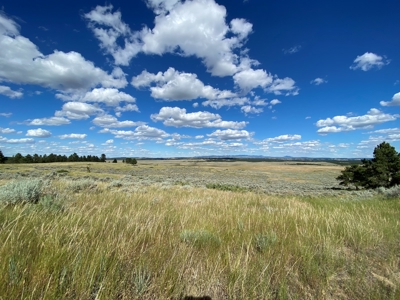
206;183;249;192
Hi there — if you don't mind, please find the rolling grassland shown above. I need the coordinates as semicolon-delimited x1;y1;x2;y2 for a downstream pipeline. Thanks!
0;161;399;299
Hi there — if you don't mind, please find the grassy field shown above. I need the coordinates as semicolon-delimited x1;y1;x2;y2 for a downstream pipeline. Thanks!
0;161;399;299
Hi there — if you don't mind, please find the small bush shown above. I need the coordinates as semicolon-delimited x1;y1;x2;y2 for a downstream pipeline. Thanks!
376;185;400;199
180;229;221;248
254;232;277;252
206;183;248;192
131;267;151;295
0;179;44;204
56;169;69;173
67;179;97;192
108;180;124;188
38;195;64;212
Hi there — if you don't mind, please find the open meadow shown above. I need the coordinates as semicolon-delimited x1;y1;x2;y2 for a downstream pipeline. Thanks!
0;160;399;299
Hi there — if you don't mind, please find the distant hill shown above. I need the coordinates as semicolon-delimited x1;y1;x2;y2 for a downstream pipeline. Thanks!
111;155;363;166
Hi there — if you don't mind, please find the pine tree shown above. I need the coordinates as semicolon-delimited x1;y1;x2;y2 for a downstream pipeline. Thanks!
0;149;5;163
337;142;400;189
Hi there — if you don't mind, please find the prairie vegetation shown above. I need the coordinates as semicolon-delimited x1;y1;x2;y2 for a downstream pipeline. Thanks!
0;161;399;299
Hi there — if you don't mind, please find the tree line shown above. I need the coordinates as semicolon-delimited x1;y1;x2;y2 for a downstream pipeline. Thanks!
0;150;107;164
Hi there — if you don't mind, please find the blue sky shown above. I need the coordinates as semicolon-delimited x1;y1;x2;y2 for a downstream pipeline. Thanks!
0;0;399;158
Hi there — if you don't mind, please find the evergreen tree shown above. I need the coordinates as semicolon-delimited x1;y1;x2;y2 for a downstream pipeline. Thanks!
25;154;33;163
100;154;106;162
68;153;79;162
337;142;400;189
0;149;5;163
14;153;23;163
33;154;40;163
112;159;117;163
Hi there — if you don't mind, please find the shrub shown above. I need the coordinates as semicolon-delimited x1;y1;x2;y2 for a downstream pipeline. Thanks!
254;232;277;252
0;179;45;204
108;180;124;188
206;183;248;192
38;195;64;212
67;179;97;192
131;267;151;295
376;185;400;199
126;158;138;165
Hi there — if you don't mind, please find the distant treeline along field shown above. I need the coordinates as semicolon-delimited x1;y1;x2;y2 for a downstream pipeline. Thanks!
0;152;107;164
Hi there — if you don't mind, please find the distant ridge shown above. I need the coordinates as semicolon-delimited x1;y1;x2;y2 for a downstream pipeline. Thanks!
112;155;364;162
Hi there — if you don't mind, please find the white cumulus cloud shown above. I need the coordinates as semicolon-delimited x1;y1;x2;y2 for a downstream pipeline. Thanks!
132;68;236;101
350;52;390;71
151;107;247;129
100;125;169;140
0;85;23;98
26;117;71;126
0;13;127;94
241;105;263;115
81;88;136;106
0;127;17;134
26;128;52;138
92;114;145;128
316;108;398;133
59;134;87;139
207;129;252;140
263;134;301;143
85;1;253;77
380;92;400;107
55;102;103;120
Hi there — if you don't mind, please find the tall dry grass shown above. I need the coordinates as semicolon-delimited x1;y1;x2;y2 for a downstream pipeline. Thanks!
0;181;399;299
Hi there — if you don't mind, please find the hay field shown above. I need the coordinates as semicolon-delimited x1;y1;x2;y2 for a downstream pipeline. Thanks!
0;161;399;299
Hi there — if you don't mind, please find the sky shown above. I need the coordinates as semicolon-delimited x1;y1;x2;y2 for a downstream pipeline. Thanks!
0;0;399;158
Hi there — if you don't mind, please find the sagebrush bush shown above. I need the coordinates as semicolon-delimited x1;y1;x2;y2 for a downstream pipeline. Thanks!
108;180;124;188
206;183;248;192
66;179;97;192
254;232;277;252
376;185;400;198
0;179;45;204
38;195;64;212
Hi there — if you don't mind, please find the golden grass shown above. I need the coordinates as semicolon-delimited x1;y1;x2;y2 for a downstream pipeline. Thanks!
0;177;399;299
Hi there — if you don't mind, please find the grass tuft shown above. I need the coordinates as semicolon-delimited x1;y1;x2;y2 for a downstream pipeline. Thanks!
180;229;221;248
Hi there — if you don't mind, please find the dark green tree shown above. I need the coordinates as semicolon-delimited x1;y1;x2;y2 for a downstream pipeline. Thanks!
14;153;23;163
0;149;5;163
368;142;400;188
336;164;366;190
100;154;106;162
337;142;400;189
24;154;33;164
125;158;137;165
68;153;80;162
112;159;117;163
33;154;40;163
